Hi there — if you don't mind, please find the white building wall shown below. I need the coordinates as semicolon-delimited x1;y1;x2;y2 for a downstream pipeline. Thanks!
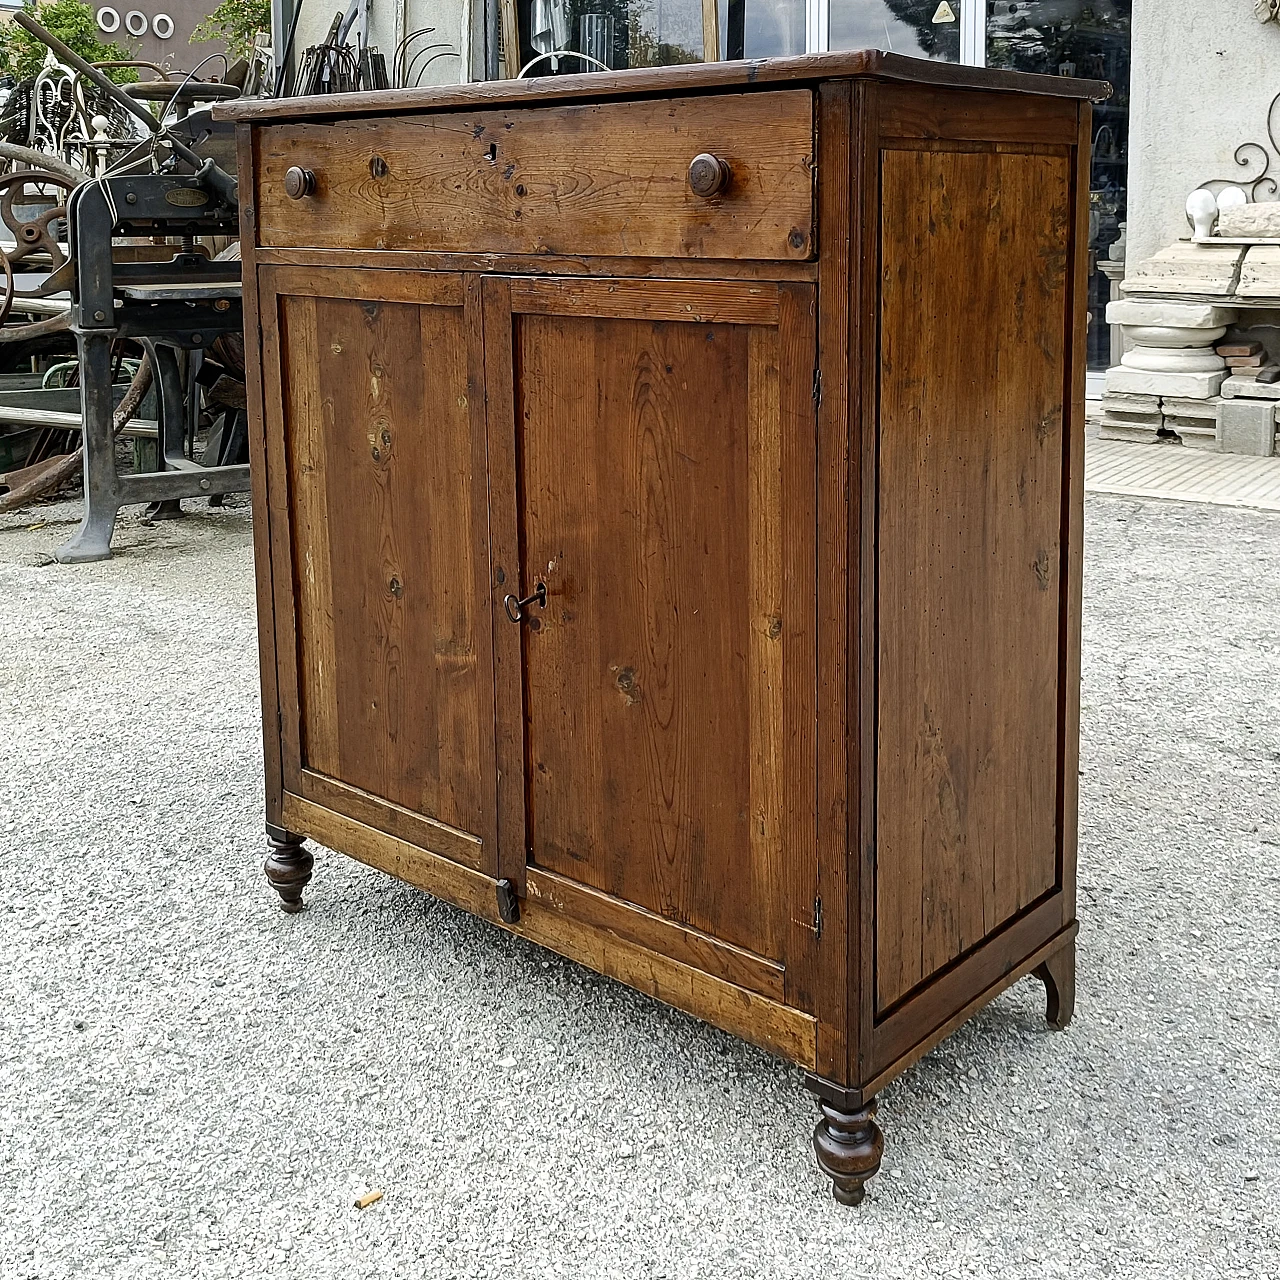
1128;0;1280;269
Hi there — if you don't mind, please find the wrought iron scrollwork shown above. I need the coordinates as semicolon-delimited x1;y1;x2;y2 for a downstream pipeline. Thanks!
1194;90;1280;203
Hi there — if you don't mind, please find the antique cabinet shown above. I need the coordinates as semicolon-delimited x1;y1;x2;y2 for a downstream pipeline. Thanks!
221;51;1103;1204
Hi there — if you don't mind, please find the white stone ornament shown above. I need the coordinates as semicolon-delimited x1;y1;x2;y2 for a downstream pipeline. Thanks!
1255;0;1280;25
1217;185;1249;211
1186;188;1218;238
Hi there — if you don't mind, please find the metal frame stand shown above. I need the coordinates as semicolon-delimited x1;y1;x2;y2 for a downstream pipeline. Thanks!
55;172;248;563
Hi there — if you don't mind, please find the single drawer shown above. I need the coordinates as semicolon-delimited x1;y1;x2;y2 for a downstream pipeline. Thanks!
253;90;814;261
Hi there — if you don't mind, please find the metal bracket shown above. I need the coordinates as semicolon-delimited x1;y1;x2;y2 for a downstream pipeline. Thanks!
496;878;520;924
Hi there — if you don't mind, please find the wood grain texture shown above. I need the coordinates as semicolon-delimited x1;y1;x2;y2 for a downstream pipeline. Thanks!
300;769;485;870
778;281;820;1015
852;81;880;1082
480;275;528;890
878;84;1080;146
255;93;815;261
505;276;781;323
280;793;818;1066
508;281;816;963
811;79;854;1082
275;270;495;858
217;49;1108;124
874;144;1072;1013
237;122;285;829
1058;104;1091;932
525;866;784;1001
862;921;1078;1097
255;246;820;282
258;280;307;796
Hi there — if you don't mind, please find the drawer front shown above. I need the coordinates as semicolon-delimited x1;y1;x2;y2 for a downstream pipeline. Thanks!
253;90;814;261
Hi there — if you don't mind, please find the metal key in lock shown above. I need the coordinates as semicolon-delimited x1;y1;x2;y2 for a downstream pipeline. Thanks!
503;582;547;623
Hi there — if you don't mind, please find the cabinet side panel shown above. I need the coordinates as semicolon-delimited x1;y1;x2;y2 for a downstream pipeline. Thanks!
874;145;1070;1014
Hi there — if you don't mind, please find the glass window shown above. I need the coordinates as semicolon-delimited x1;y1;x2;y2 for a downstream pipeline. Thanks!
528;0;707;72
986;1;1131;371
829;0;962;61
715;0;806;58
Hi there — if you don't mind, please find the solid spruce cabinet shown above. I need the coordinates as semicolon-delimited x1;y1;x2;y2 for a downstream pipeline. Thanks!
222;51;1103;1205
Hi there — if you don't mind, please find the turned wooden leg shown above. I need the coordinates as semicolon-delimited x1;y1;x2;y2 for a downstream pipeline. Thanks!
813;1098;884;1206
264;827;312;914
1034;939;1076;1030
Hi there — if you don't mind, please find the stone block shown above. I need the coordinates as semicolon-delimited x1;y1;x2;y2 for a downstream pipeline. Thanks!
1121;244;1246;298
1164;418;1219;450
1216;340;1263;357
1218;399;1277;455
1237;245;1280;299
1220;375;1280;399
1216;202;1280;238
1100;391;1161;413
1106;299;1237;329
1105;367;1225;398
1160;396;1221;420
1226;352;1266;367
1097;415;1163;443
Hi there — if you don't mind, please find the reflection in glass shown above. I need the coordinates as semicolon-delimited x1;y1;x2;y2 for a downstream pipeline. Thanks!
562;0;705;69
715;0;805;58
986;0;1131;370
829;0;962;62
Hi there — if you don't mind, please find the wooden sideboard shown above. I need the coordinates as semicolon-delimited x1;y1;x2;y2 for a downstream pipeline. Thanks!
220;51;1103;1205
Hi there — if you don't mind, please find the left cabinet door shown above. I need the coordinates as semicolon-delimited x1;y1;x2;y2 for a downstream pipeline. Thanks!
259;266;497;874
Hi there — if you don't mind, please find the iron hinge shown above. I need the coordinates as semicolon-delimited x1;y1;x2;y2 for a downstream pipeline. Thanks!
813;895;823;941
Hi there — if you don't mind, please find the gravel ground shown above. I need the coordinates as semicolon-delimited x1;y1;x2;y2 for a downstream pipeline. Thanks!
1;492;1278;1280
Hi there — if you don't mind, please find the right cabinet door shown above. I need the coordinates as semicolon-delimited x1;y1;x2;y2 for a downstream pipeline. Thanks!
484;276;818;972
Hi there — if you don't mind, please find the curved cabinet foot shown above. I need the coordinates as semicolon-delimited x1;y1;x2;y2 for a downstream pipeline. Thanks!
264;828;313;914
813;1098;884;1206
1034;939;1076;1030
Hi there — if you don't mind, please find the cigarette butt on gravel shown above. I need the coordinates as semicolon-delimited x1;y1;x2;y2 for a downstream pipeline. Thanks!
354;1190;384;1209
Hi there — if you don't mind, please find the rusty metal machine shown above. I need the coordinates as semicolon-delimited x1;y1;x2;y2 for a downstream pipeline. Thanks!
1;13;249;561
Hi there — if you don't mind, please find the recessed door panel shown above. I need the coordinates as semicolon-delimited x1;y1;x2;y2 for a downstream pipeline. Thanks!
262;267;495;867
487;277;817;964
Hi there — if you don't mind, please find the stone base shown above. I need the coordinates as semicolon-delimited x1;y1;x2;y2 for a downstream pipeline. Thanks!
1164;417;1219;450
1100;391;1161;414
1221;375;1280;399
1097;415;1164;443
1218;400;1278;456
1105;367;1226;398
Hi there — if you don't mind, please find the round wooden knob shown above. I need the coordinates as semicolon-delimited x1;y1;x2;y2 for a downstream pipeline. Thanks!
688;153;731;199
284;166;316;200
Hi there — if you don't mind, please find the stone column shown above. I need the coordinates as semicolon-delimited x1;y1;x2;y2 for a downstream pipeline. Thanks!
1104;300;1237;398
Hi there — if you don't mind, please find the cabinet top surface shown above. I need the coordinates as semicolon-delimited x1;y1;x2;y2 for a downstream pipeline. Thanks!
217;50;1109;126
